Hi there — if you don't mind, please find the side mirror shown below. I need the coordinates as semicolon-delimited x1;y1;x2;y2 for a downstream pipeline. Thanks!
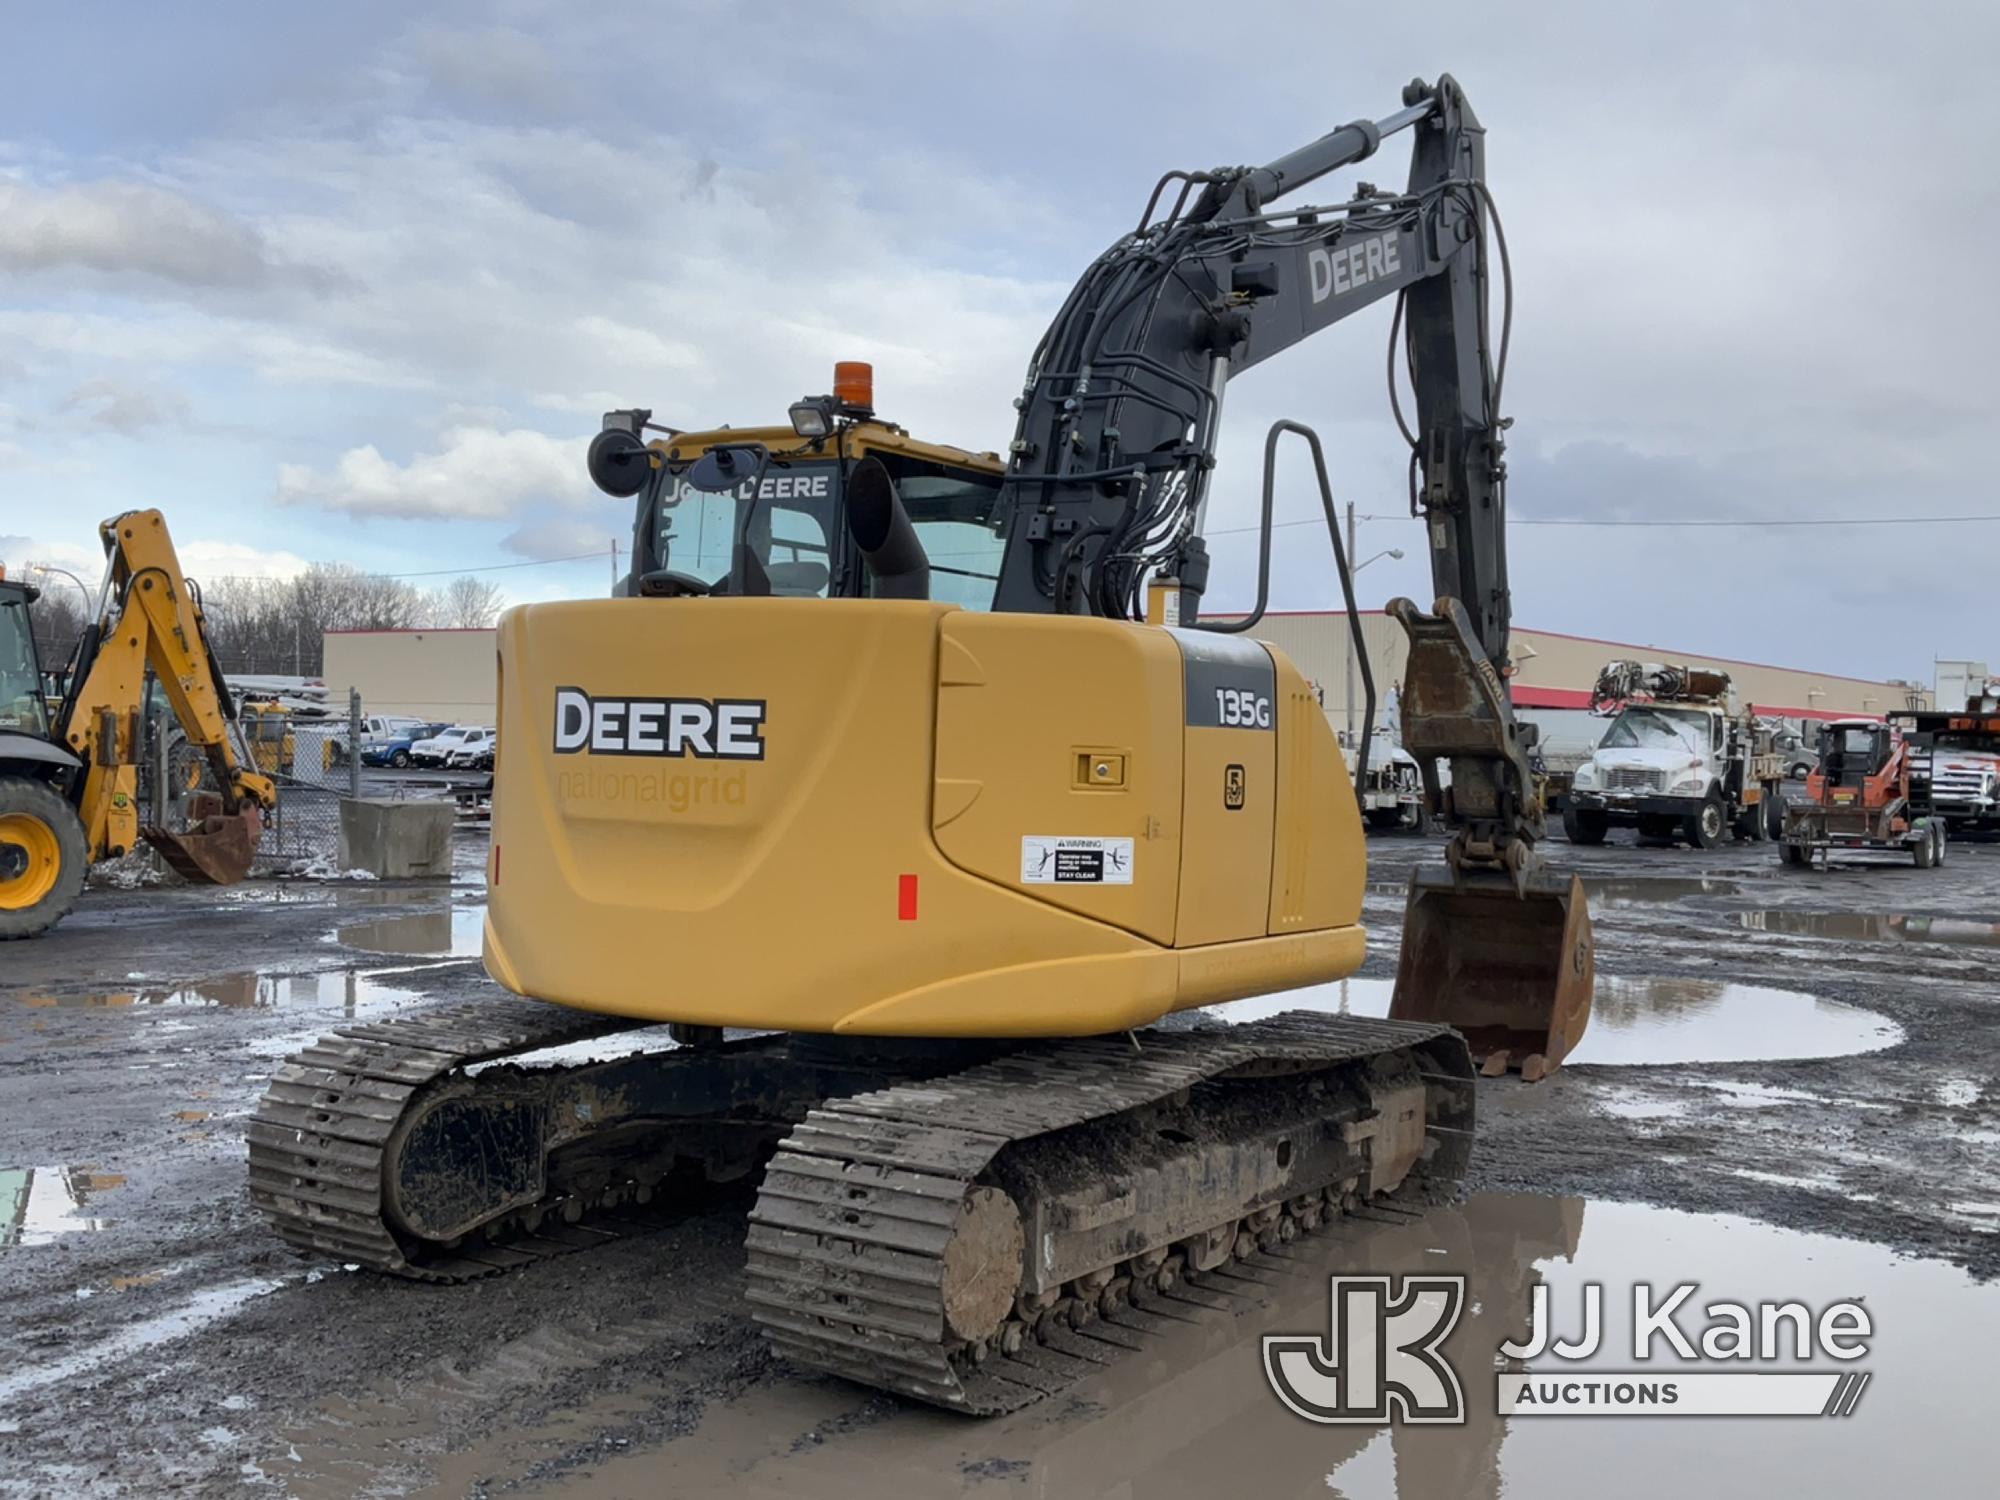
685;444;767;495
588;429;652;498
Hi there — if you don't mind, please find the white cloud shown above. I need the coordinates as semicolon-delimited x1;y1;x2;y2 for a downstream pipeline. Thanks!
176;540;311;581
501;518;618;561
61;378;193;434
0;535;304;584
399;23;580;115
0;179;337;293
3;5;1994;681
274;425;596;520
0;534;98;577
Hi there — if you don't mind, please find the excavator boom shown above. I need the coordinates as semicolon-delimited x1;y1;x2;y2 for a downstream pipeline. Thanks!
978;74;1592;1072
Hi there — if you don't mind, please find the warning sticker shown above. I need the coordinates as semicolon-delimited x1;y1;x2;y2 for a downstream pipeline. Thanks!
1021;835;1134;886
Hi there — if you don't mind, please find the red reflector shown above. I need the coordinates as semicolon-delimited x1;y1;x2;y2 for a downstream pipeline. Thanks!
897;874;918;921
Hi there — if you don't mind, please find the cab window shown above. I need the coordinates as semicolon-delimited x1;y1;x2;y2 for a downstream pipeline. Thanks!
761;506;832;597
0;593;49;737
653;460;839;596
874;456;1005;611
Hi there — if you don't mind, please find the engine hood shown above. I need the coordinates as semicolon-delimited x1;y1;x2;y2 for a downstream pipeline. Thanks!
1590;747;1704;776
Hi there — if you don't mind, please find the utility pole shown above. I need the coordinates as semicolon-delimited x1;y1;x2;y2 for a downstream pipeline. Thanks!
1340;511;1405;753
1343;502;1357;747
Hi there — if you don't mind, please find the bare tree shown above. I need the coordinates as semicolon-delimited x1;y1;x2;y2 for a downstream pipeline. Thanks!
8;552;519;683
193;565;438;677
21;579;89;678
434;574;507;628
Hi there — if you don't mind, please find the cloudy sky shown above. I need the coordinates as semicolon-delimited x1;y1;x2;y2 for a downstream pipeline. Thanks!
2;1;1993;682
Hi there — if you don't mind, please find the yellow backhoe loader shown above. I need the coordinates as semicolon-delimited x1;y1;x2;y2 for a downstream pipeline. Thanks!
0;510;276;937
252;75;1593;1413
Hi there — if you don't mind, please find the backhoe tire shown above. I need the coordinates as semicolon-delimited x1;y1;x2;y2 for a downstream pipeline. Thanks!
0;776;89;940
1562;805;1609;845
1685;793;1727;850
1764;786;1787;841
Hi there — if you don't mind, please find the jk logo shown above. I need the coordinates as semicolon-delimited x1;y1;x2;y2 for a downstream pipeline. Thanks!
1263;1275;1467;1424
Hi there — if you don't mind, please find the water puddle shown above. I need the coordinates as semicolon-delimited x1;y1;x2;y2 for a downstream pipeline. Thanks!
334;905;485;958
1586;875;1741;907
0;1166;125;1246
1694;1080;1863;1110
11;968;425;1016
1598;1093;1689;1122
1204;975;1903;1067
1370;875;1740;907
1728;1166;1857;1196
375;1193;1991;1499
1935;1078;1982;1107
1740;909;2000;948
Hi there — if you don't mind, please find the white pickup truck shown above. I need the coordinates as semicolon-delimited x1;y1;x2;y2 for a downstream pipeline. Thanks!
1562;662;1785;849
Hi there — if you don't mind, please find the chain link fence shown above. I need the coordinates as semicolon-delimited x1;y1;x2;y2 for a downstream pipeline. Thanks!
138;689;485;879
145;692;363;875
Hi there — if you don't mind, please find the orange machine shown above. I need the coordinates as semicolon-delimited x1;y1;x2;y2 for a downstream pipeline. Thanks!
1780;718;1946;868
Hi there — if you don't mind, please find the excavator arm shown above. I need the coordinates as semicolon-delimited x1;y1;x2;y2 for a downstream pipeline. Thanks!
57;510;274;883
990;74;1592;1073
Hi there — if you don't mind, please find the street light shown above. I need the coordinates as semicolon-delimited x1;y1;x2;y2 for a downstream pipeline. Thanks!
29;562;94;616
1344;545;1405;746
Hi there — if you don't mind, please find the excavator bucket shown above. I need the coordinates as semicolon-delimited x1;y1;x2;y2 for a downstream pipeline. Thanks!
142;793;263;886
1389;867;1593;1081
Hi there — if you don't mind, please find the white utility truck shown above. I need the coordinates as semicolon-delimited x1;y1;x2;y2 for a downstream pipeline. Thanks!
1562;661;1785;849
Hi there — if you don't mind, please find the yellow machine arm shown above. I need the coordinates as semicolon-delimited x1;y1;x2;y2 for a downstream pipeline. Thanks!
59;510;275;882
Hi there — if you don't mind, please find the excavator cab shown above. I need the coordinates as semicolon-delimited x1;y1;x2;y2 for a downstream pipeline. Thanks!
587;378;1009;614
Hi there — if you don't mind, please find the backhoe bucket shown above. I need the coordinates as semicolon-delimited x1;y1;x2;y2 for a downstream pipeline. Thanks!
142;794;263;886
1388;867;1594;1080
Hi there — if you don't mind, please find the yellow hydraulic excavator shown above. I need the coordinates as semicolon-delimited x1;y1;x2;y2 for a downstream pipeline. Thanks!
0;510;275;937
252;74;1592;1413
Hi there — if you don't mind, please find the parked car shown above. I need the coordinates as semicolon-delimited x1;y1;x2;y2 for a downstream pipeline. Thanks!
445;728;497;769
361;721;450;769
329;713;434;765
410;725;488;768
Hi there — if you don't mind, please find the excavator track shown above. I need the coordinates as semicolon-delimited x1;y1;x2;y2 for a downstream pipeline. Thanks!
248;998;652;1281
745;1011;1474;1414
248;1000;996;1282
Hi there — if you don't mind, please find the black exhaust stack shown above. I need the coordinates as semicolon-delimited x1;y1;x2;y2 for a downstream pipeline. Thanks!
845;457;930;601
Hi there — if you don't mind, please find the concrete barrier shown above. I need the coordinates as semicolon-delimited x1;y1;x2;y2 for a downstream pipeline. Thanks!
338;798;455;879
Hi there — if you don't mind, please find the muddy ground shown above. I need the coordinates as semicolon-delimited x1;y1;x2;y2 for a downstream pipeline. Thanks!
1;825;1994;1496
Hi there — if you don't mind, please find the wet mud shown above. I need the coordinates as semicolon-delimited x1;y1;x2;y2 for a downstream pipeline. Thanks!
0;833;1994;1495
